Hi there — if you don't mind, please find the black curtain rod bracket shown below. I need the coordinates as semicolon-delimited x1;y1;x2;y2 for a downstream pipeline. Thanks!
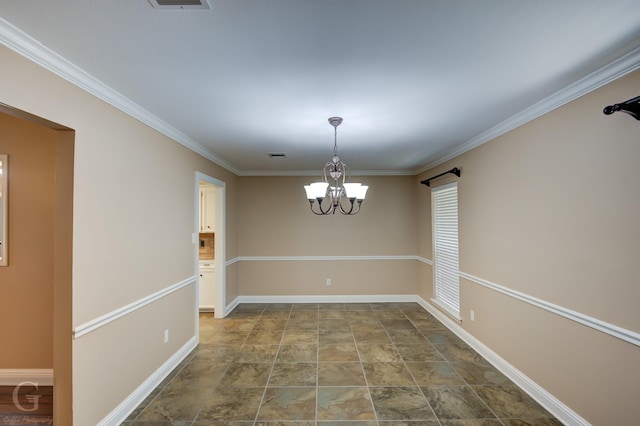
603;95;640;120
420;167;461;187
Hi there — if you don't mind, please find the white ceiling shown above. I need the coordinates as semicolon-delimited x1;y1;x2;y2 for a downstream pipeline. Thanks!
1;1;639;175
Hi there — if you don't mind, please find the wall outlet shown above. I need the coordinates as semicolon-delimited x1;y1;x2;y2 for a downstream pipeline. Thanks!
164;329;169;343
326;278;331;286
470;310;475;321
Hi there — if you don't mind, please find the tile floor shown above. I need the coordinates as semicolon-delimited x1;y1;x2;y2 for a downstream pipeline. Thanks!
122;303;562;425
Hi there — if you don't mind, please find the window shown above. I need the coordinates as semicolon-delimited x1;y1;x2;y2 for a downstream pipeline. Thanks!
432;182;460;319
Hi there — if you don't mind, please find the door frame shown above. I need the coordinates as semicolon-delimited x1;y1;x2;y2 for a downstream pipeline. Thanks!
195;172;226;321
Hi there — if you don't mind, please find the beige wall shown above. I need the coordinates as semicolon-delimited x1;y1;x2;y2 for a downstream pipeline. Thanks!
418;69;640;424
0;45;239;425
0;113;56;368
236;175;419;296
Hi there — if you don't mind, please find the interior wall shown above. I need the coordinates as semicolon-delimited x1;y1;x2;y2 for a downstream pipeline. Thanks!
0;113;56;368
52;129;74;425
0;44;239;425
236;175;419;297
417;69;640;425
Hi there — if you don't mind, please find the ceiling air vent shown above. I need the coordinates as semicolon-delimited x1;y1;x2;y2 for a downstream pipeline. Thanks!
148;0;211;9
267;153;287;159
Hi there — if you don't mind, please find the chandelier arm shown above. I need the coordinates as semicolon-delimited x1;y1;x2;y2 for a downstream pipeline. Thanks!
350;199;365;215
309;199;330;215
337;197;355;215
319;195;335;215
309;203;324;215
353;199;363;214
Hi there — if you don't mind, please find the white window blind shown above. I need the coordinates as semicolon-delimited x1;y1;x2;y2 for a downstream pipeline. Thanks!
432;182;460;319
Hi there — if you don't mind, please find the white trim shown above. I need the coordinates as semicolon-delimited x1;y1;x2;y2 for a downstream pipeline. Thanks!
416;256;433;265
460;271;640;348
430;297;462;322
0;369;54;386
232;294;418;305
416;297;589;426
415;46;640;174
2;18;639;179
239;169;414;177
73;276;197;339
0;18;240;175
2;18;638;178
195;172;227;318
225;257;241;267
226;255;420;266
224;296;241;317
97;336;197;426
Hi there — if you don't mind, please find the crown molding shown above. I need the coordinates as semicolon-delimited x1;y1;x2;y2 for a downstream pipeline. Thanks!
238;169;414;177
414;45;640;175
3;17;638;178
0;18;241;175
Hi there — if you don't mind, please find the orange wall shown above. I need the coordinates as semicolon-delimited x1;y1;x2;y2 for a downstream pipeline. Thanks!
0;113;56;368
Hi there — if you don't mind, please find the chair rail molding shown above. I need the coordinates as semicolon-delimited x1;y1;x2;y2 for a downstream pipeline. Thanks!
73;276;197;339
460;271;640;347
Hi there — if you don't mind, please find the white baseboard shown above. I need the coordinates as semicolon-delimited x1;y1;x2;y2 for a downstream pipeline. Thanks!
0;369;54;386
97;336;198;426
232;294;418;305
415;297;588;426
224;296;240;316
222;294;416;318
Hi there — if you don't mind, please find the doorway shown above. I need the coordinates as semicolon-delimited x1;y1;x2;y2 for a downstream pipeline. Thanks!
195;172;226;322
0;105;74;425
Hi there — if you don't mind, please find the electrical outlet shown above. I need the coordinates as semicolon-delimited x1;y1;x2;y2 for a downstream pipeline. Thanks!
164;329;169;343
470;310;475;321
326;278;331;286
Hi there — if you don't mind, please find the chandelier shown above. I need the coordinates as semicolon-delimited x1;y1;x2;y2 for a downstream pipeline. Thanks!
304;117;368;215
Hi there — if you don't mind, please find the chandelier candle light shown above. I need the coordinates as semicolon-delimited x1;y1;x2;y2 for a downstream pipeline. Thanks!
304;117;368;215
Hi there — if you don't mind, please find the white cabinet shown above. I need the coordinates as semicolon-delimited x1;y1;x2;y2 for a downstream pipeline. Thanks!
199;186;216;233
199;261;215;312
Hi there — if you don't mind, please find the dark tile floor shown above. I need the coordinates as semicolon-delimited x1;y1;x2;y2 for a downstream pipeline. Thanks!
122;303;562;425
